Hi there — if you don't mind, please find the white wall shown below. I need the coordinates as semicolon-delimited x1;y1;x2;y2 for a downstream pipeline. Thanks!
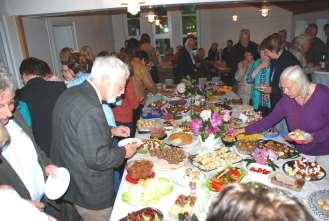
198;6;293;50
0;16;24;87
110;6;293;52
22;17;52;66
293;9;329;42
22;13;114;76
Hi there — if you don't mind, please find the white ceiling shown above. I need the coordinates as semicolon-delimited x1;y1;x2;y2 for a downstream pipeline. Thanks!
1;0;302;16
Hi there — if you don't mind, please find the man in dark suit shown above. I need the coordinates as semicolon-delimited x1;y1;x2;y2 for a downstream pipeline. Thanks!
226;29;259;85
0;71;59;213
174;35;197;83
18;57;66;156
50;56;138;221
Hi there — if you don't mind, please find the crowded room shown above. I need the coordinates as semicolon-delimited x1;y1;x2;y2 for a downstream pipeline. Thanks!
1;0;329;220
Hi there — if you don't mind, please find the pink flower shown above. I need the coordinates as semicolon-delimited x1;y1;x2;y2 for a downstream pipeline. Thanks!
223;113;231;122
227;127;234;134
223;109;231;115
197;81;205;91
268;149;278;161
191;119;202;135
210;112;222;128
205;126;214;135
212;126;220;133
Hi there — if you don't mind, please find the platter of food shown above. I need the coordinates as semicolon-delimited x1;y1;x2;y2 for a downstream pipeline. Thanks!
235;140;256;155
236;133;262;142
119;207;164;221
167;132;198;147
171;167;205;188
138;139;162;153
149;145;187;169
126;160;155;184
270;172;305;192
287;129;312;144
189;147;242;172
169;195;197;219
121;177;174;206
204;167;246;192
137;119;157;133
256;139;299;159
307;189;329;221
141;107;163;119
221;133;236;147
283;157;326;181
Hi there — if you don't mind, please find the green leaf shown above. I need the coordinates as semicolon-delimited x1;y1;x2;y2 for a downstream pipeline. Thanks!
178;213;185;221
191;214;199;221
244;159;255;167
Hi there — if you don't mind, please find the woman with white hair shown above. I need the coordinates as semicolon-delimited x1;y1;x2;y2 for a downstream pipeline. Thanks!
238;65;329;171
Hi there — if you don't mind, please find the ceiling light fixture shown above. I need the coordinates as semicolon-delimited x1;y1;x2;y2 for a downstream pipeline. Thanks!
146;10;156;23
232;14;238;22
260;6;270;17
122;0;145;15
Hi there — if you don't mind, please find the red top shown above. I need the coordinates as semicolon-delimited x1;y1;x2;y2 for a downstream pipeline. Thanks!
113;78;140;123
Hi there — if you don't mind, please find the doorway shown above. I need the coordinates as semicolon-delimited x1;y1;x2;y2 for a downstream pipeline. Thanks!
47;20;78;78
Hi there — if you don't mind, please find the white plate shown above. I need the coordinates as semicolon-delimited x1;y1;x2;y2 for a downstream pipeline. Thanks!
118;138;142;147
45;167;70;200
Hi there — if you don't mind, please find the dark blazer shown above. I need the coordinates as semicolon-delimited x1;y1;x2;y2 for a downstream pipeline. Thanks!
270;49;301;108
226;41;259;75
18;77;66;156
50;81;126;210
175;47;196;83
0;111;49;200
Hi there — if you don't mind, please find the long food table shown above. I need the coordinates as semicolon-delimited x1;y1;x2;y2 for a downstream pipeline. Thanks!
110;91;328;221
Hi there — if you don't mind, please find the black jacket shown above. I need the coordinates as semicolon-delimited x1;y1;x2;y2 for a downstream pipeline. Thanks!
270;49;301;107
174;47;196;83
19;77;66;156
226;41;259;75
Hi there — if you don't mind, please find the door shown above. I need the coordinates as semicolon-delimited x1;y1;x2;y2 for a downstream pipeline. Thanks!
47;20;78;78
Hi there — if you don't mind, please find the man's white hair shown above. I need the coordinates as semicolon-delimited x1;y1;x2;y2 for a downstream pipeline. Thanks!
90;56;129;83
280;65;310;97
0;66;15;94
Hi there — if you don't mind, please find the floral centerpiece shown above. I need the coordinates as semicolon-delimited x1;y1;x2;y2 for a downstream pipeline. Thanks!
181;75;212;98
190;108;231;144
245;148;279;171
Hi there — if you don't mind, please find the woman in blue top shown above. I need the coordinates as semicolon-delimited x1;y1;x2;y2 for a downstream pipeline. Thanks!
246;47;271;116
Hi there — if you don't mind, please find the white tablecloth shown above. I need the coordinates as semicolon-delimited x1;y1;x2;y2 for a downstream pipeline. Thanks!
311;70;329;87
109;133;328;221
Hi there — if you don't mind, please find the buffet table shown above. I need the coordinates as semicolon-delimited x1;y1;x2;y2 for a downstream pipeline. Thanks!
109;90;328;221
311;70;329;87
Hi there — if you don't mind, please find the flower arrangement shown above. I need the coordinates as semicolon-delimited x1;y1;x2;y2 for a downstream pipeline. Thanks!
181;76;212;98
190;108;231;142
245;148;279;171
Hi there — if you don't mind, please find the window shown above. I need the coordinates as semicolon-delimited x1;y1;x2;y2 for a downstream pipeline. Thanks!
181;5;198;42
155;39;170;56
153;7;171;55
127;12;141;37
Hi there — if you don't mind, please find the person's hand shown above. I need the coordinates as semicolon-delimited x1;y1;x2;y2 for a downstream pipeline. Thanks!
29;200;45;211
111;126;130;138
45;164;58;178
258;86;272;94
124;143;138;158
259;60;270;69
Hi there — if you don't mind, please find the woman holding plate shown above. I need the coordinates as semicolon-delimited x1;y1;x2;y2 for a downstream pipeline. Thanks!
238;65;329;175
